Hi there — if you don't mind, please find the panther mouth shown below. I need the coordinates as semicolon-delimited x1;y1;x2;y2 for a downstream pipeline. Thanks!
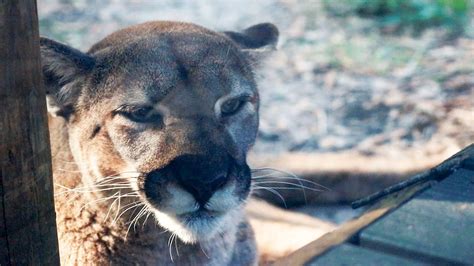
176;208;226;233
151;203;237;244
179;208;223;220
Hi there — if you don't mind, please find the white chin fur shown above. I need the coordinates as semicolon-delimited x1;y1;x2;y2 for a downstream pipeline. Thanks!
153;209;238;244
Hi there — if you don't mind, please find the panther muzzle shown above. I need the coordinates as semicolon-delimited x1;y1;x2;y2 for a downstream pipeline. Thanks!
143;153;251;208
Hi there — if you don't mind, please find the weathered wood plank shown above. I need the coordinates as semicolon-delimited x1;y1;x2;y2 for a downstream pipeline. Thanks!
353;143;474;208
0;181;7;264
307;244;425;266
0;0;60;265
360;169;474;264
274;181;432;266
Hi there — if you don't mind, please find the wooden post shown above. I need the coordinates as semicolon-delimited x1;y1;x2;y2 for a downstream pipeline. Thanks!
0;0;60;264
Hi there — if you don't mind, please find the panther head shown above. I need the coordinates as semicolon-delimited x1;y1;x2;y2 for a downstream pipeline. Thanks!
41;21;278;243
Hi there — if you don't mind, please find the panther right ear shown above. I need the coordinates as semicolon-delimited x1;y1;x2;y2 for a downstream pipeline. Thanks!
40;37;95;118
223;23;279;66
223;23;279;50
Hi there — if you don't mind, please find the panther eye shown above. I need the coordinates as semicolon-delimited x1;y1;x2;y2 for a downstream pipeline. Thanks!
221;98;246;116
118;106;161;123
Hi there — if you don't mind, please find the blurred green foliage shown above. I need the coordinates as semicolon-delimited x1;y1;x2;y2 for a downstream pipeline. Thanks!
324;0;472;35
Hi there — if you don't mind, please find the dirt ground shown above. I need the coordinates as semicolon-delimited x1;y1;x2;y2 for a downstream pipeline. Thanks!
38;0;474;224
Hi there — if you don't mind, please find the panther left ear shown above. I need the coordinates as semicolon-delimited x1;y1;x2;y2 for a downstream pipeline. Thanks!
40;37;95;118
223;23;279;50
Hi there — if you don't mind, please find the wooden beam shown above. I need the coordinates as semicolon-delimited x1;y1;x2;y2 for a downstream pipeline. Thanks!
275;144;474;265
274;182;432;266
0;0;60;264
360;169;474;264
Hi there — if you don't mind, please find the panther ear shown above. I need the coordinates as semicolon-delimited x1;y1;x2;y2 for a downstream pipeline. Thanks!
223;23;279;64
223;23;279;49
40;37;95;118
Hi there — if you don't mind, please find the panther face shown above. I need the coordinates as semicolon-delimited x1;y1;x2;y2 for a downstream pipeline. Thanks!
41;21;278;243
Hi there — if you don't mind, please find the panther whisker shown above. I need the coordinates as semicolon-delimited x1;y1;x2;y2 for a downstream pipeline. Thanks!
250;172;277;178
142;208;153;229
112;201;143;225
251;167;308;203
96;177;139;184
55;186;133;196
252;186;316;191
251;180;323;192
135;206;149;229
126;205;148;238
77;193;132;213
105;191;139;222
252;167;331;190
113;192;124;222
250;185;287;208
168;233;176;262
104;191;121;221
55;182;132;191
96;173;141;184
174;231;180;257
111;200;140;223
252;175;330;191
199;241;210;259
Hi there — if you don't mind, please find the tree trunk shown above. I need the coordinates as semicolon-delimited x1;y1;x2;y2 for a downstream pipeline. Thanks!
0;0;60;264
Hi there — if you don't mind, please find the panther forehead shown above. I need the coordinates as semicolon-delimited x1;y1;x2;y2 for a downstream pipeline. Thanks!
87;21;246;71
83;28;254;107
88;21;219;53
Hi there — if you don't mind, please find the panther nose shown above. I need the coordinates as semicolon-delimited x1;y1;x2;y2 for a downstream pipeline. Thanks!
179;174;228;205
170;155;230;205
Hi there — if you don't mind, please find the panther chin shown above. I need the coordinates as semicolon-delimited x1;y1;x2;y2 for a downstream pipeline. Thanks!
152;208;238;243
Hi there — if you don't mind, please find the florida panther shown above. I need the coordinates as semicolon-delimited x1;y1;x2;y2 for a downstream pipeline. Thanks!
42;21;278;265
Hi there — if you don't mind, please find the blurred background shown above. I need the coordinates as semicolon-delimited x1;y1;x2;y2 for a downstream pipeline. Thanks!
38;1;473;224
